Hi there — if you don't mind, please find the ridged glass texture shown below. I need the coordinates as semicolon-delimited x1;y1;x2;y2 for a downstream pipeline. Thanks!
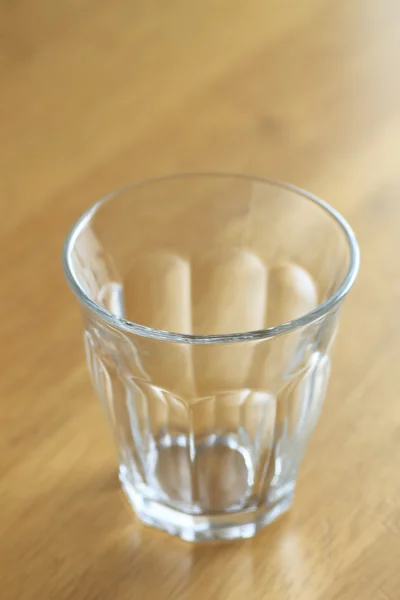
63;175;358;541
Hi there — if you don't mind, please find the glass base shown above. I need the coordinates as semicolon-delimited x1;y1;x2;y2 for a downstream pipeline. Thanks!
120;467;294;542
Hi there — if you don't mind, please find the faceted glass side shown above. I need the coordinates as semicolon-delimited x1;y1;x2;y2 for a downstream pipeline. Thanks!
83;307;337;541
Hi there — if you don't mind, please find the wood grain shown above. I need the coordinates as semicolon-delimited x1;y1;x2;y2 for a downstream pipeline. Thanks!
1;0;400;598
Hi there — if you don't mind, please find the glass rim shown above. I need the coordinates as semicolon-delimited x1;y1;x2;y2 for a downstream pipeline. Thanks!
62;173;360;345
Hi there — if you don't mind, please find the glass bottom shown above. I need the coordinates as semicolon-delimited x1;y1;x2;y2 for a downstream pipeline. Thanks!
120;461;294;542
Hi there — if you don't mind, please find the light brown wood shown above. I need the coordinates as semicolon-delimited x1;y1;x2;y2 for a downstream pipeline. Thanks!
1;1;400;598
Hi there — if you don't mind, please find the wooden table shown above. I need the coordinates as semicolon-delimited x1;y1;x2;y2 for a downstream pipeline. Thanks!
1;1;400;598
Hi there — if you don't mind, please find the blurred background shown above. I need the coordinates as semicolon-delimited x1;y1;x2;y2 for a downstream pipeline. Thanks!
1;1;400;599
2;0;400;210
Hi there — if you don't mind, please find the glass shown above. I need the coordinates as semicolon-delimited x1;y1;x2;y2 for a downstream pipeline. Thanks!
63;174;359;542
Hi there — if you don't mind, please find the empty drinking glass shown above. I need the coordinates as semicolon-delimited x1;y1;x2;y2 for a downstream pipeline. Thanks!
63;174;359;541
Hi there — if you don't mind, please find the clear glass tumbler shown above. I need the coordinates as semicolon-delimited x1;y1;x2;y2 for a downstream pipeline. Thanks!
63;174;359;542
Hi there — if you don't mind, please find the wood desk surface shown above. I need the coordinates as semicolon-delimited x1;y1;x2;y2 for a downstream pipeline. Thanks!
1;1;400;598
